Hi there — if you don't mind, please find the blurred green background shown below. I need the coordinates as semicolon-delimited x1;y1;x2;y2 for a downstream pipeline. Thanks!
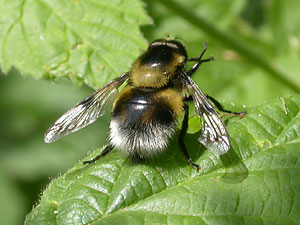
0;0;299;224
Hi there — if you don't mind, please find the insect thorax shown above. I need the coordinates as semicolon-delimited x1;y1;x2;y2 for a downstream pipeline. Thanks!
129;45;186;88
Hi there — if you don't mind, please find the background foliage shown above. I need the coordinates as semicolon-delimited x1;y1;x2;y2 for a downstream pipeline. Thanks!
0;0;299;224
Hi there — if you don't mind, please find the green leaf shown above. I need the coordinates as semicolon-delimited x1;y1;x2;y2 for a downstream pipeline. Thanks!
0;0;151;89
25;95;300;224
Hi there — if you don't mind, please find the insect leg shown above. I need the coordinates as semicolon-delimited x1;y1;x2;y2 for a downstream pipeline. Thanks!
83;144;114;165
184;96;193;101
187;42;214;76
179;104;200;171
206;95;247;118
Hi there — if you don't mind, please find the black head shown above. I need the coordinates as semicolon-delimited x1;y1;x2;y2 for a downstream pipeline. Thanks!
139;39;188;68
148;39;188;58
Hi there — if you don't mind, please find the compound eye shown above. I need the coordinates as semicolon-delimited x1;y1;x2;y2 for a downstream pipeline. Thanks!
166;42;179;50
167;40;187;58
148;39;188;59
148;39;165;49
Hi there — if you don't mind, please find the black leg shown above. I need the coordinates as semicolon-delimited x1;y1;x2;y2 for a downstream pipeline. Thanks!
184;96;193;102
179;104;200;171
83;144;114;165
206;95;247;118
187;42;214;77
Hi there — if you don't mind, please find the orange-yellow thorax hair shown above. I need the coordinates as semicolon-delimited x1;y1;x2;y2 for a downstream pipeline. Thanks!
129;48;186;88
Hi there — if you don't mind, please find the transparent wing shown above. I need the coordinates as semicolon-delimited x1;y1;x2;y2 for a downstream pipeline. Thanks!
181;73;230;155
44;73;129;143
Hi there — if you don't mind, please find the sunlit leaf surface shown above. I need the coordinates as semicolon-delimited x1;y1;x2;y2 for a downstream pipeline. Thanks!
26;96;300;224
0;0;151;89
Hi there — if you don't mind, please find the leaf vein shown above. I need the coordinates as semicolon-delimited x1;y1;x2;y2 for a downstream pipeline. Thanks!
81;183;110;197
39;0;120;77
242;116;276;143
104;158;130;214
85;0;148;25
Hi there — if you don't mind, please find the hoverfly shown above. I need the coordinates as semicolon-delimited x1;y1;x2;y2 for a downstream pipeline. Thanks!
44;38;245;170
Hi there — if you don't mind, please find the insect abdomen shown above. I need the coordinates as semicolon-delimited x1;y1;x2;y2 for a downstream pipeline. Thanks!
109;86;183;158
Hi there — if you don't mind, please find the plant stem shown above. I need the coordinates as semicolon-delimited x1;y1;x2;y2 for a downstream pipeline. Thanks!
156;0;300;92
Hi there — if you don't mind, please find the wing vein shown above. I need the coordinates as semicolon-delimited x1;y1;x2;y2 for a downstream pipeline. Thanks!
44;73;128;143
181;72;230;155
